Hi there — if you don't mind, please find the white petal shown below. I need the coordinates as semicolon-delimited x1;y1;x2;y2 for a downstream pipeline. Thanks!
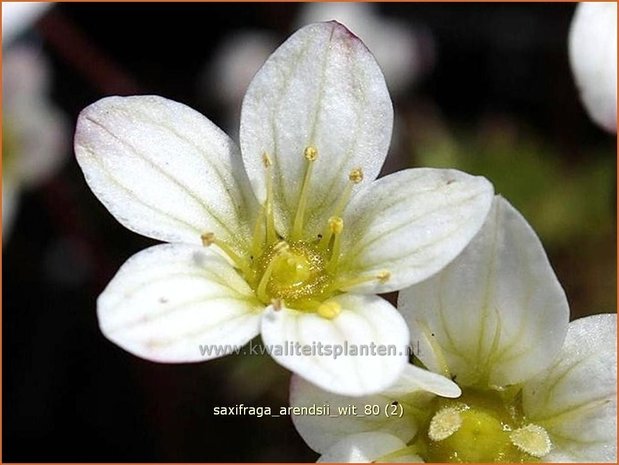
398;196;569;387
569;2;617;133
523;314;617;463
318;432;422;463
383;364;461;399
297;3;426;94
98;243;263;363
339;168;493;293
290;374;417;453
262;293;408;396
240;21;393;238
75;95;256;249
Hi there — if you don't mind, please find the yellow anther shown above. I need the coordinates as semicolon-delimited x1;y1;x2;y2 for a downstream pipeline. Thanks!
349;167;364;184
428;407;463;441
328;216;344;234
262;152;272;167
271;298;283;311
317;301;341;319
200;232;249;275
292;147;318;240
304;146;318;161
201;232;215;246
377;270;391;283
509;424;552;458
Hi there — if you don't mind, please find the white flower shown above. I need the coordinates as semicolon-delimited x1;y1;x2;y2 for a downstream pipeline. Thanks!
569;2;617;133
2;2;51;44
75;22;493;396
3;45;68;241
291;196;616;462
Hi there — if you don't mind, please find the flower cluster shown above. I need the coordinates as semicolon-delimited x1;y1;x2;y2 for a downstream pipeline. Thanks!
75;20;616;462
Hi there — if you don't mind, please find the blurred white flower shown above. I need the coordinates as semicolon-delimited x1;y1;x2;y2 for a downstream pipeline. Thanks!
569;2;617;133
75;22;493;397
292;196;616;462
3;45;68;241
203;4;433;135
2;2;51;44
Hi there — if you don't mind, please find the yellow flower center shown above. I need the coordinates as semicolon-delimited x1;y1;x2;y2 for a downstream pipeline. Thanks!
200;146;390;315
417;388;551;463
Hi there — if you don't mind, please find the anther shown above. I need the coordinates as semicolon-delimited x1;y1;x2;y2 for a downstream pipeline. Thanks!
262;152;272;167
509;424;552;458
317;301;341;320
200;232;249;275
377;270;391;283
291;146;318;240
349;168;363;184
201;232;215;246
428;407;463;441
272;240;290;254
304;146;318;161
328;216;344;234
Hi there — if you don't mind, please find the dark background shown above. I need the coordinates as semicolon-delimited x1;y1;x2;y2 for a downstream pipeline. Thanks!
3;3;616;462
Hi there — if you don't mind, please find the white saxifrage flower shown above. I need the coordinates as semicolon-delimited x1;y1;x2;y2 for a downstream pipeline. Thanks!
569;2;617;133
3;45;68;241
291;196;616;462
74;22;493;396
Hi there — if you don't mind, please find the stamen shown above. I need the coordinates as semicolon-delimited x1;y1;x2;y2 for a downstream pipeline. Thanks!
271;298;283;311
326;216;343;272
201;232;249;275
428;407;463;441
256;241;289;303
250;205;266;260
330;270;391;292
318;167;364;249
509;424;552;458
317;301;341;319
348;167;363;184
291;146;318;241
263;152;277;245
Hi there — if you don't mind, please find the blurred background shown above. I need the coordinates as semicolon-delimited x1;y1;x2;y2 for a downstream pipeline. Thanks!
3;2;616;462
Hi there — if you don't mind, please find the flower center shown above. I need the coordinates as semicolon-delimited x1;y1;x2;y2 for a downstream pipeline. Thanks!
253;240;332;307
201;146;391;316
418;388;551;463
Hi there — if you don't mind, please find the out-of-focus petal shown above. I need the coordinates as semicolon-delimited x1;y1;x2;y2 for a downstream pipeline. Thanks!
569;2;617;133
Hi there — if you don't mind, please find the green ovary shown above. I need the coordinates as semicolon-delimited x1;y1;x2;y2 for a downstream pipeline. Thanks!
416;388;547;463
253;240;333;306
